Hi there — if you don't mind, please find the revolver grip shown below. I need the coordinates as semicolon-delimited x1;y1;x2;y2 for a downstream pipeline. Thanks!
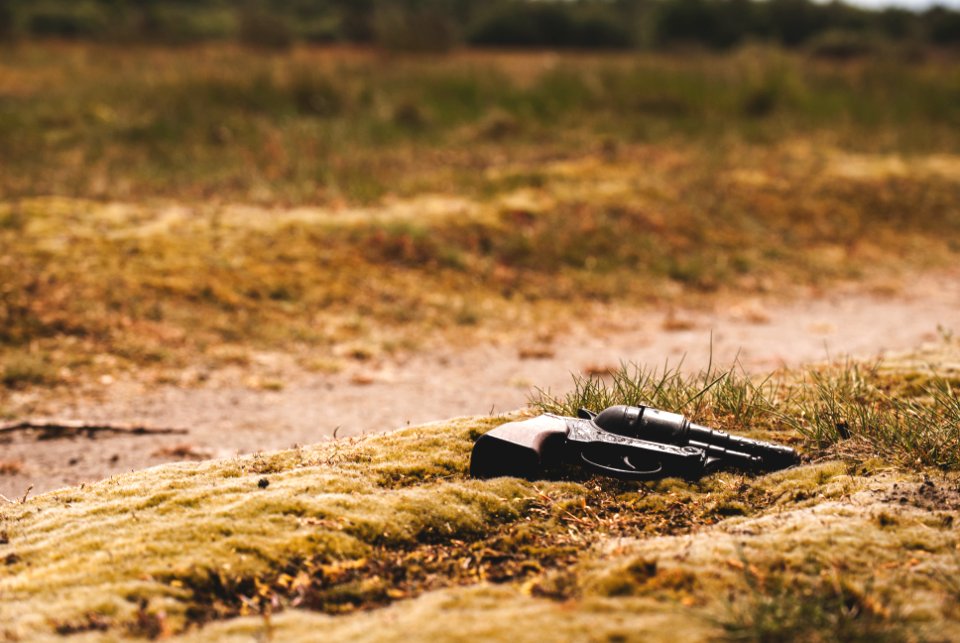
469;415;568;480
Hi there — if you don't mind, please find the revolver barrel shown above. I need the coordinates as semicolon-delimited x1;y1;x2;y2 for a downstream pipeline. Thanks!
592;405;798;471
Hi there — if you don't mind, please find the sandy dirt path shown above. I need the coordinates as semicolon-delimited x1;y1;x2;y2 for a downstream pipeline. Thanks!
2;269;958;498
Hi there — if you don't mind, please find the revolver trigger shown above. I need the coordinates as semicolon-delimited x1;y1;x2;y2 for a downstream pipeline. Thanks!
704;455;724;473
577;408;598;420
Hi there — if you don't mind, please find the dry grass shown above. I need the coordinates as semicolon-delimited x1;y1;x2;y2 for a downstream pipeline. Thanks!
2;140;958;388
2;44;960;390
535;340;960;472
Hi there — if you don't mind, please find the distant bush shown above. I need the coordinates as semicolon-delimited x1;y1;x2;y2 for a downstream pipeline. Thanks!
296;17;341;44
27;1;110;39
469;2;633;49
653;0;759;50
0;2;12;41
773;0;868;46
138;5;237;44
335;0;376;42
924;6;960;45
568;13;633;48
651;0;877;51
372;4;460;52
129;5;236;44
238;7;294;50
762;0;831;46
807;30;877;60
2;0;960;52
877;8;919;40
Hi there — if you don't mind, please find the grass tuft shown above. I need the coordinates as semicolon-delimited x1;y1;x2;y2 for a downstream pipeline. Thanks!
789;365;960;470
533;340;960;472
532;359;780;435
722;565;906;642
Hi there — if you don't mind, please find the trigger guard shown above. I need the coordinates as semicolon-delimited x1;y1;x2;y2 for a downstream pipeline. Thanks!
580;452;665;481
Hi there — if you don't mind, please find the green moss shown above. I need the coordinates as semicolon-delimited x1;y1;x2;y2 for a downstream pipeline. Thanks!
0;415;543;637
178;467;960;641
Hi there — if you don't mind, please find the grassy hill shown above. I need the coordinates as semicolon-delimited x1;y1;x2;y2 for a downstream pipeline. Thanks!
2;344;959;640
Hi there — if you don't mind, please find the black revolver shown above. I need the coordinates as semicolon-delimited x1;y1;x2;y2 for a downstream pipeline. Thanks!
470;405;798;481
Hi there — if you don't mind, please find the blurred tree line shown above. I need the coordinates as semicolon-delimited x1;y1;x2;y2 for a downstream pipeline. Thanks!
0;0;957;51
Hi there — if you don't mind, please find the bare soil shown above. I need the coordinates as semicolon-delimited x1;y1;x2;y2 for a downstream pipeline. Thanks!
2;269;958;499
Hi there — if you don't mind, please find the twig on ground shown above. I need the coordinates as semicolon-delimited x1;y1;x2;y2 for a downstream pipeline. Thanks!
0;420;188;439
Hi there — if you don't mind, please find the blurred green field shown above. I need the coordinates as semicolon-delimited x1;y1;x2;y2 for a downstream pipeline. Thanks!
1;43;959;387
1;44;959;202
2;41;960;642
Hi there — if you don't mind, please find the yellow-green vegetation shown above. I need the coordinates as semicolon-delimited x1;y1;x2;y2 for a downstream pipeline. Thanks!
2;44;959;203
2;44;960;387
2;144;959;384
2;43;959;638
2;343;960;640
535;350;960;470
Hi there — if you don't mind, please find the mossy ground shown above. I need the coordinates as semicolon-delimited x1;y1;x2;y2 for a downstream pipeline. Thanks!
2;342;959;641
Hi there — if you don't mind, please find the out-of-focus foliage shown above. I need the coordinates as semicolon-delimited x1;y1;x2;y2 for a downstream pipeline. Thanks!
2;44;959;376
0;0;958;51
